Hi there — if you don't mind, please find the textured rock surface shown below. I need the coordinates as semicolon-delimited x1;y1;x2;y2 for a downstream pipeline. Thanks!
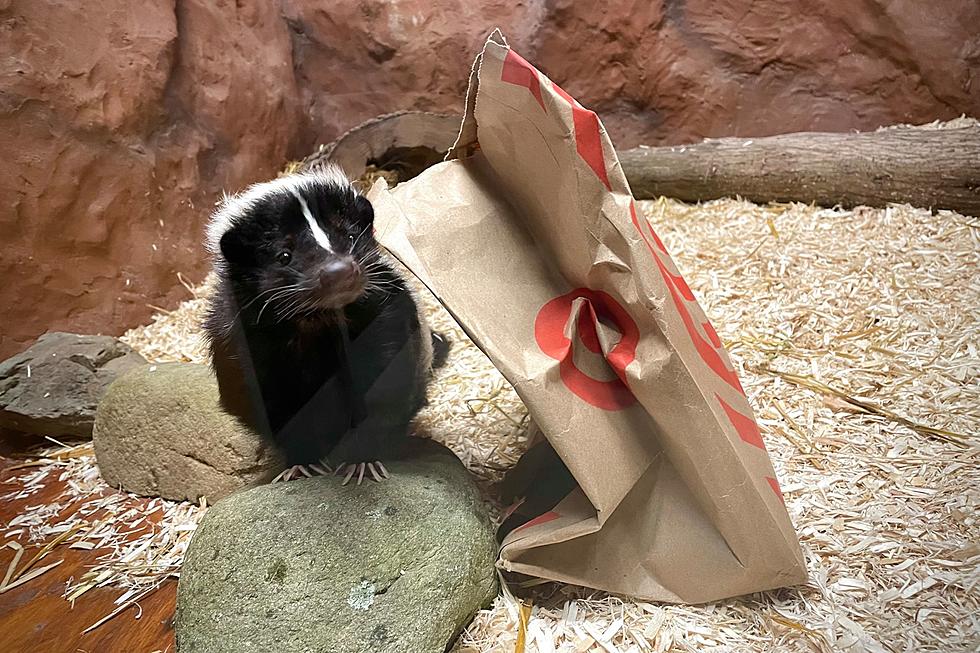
0;332;147;437
2;0;978;357
0;0;301;358
532;1;980;148
175;441;497;653
93;362;283;502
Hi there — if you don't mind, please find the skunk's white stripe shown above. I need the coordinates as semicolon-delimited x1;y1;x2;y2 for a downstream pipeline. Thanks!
290;188;334;253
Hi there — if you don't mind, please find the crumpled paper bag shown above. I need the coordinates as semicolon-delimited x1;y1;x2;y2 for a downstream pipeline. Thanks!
368;31;806;603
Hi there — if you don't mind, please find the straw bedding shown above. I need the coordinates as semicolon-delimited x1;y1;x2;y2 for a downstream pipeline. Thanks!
456;199;979;652
2;196;977;651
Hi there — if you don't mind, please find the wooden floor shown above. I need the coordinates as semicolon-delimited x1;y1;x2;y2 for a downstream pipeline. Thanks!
0;451;176;653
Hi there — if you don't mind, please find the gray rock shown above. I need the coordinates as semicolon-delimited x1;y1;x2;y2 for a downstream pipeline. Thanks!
0;332;147;437
93;362;284;502
176;441;498;653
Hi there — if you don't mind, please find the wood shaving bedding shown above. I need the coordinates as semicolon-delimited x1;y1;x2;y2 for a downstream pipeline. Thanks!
3;196;976;651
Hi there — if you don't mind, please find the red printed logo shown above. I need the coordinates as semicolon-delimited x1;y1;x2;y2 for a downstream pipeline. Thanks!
534;289;639;410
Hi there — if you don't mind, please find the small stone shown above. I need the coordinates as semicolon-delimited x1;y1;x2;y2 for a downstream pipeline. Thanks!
176;440;498;653
93;362;283;502
0;332;147;437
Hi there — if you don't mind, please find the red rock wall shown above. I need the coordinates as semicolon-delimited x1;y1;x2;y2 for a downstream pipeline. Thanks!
1;0;977;357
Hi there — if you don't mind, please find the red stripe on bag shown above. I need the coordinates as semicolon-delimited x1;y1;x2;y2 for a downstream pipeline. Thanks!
501;50;546;112
766;477;785;503
717;394;766;450
629;203;743;395
703;322;722;348
551;82;611;191
645;217;668;253
515;510;561;531
660;258;696;302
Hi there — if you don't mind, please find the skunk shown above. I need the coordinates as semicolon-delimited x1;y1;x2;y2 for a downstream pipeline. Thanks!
202;167;447;483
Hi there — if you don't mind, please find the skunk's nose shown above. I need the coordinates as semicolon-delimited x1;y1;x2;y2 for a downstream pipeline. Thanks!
319;259;358;287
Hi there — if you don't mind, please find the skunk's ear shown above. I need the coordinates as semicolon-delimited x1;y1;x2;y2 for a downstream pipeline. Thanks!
219;227;250;265
353;194;374;226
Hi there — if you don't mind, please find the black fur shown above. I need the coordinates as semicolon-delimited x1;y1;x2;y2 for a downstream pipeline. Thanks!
203;172;436;466
430;331;451;369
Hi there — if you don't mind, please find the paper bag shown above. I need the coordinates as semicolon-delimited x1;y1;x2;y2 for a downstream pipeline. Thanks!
368;32;806;603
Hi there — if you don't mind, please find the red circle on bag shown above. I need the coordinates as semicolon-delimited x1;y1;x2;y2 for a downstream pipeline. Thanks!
534;288;639;410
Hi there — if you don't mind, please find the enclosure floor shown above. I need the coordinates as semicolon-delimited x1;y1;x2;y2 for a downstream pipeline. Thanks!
1;196;976;652
0;454;176;652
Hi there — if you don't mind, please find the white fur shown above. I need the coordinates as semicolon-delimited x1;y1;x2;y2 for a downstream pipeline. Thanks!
290;188;334;253
205;165;355;258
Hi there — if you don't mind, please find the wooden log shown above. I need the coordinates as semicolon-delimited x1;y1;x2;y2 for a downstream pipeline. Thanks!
618;124;980;216
304;113;980;215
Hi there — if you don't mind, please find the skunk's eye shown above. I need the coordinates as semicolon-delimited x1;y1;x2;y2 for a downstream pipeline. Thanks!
277;251;292;265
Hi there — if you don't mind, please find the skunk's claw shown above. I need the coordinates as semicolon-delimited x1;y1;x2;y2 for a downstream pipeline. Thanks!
271;460;334;483
335;461;390;486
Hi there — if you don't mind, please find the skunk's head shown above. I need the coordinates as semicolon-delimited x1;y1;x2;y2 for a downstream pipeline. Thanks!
208;167;380;321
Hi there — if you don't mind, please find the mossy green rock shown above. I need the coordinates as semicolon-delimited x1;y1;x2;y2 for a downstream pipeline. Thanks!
175;441;498;653
93;362;283;502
